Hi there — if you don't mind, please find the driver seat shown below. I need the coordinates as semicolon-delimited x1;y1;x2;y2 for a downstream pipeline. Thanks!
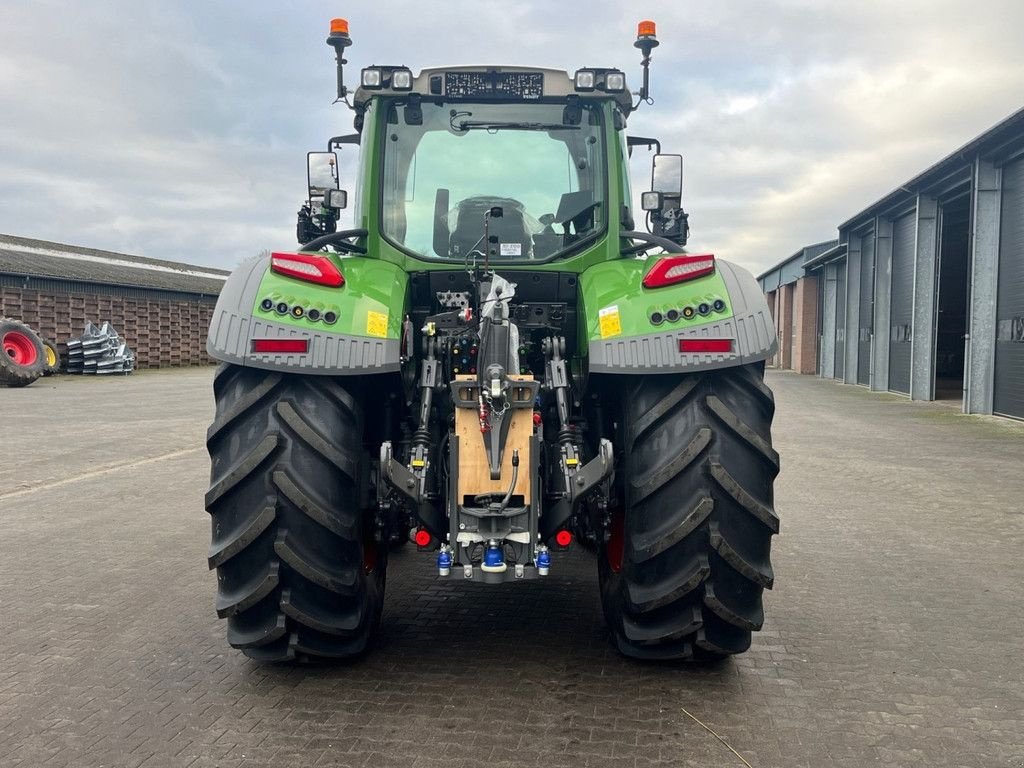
449;197;532;260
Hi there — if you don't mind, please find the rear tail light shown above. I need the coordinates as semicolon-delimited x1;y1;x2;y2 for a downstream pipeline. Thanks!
679;338;733;353
414;529;432;547
270;252;344;287
642;254;715;288
555;530;573;548
252;339;309;354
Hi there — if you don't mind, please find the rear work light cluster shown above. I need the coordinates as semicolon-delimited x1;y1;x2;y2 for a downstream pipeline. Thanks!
259;297;338;325
642;254;716;288
271;252;344;287
573;67;626;93
650;297;727;326
361;66;413;90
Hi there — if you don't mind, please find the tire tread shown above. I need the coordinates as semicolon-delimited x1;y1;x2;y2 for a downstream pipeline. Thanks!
600;364;777;661
205;367;384;662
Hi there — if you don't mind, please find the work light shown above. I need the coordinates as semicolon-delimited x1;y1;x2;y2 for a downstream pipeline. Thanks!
574;69;596;91
604;71;626;92
391;68;413;90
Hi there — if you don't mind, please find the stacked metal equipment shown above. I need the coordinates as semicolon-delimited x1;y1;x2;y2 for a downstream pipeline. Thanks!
65;322;136;375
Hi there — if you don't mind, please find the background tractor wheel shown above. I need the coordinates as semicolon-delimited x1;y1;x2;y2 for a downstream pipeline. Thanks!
41;338;60;376
0;318;46;388
206;364;386;662
599;363;779;661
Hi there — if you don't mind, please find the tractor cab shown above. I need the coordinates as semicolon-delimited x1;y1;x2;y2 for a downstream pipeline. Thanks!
298;20;688;260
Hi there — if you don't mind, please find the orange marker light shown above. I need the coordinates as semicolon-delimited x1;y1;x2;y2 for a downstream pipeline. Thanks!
637;20;657;37
330;18;349;35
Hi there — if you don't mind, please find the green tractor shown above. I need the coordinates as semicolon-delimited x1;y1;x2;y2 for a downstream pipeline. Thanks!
205;18;779;662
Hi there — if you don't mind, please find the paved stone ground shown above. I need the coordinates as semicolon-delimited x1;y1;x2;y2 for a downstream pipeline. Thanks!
1;368;1022;768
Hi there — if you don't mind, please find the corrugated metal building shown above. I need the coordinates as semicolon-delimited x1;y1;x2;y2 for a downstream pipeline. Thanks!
758;241;838;374
0;234;227;368
759;106;1024;419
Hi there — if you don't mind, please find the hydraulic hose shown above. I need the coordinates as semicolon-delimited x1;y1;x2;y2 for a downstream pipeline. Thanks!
300;228;369;253
619;230;685;256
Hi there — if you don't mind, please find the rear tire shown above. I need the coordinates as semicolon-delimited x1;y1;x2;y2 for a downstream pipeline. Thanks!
599;363;779;661
206;364;385;662
0;318;45;388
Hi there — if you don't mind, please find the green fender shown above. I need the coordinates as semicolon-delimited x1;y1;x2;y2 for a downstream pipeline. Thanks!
580;256;777;374
206;252;406;374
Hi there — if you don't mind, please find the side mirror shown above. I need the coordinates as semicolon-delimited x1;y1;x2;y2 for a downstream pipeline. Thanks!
646;153;688;245
324;189;348;210
307;151;339;198
651;153;682;197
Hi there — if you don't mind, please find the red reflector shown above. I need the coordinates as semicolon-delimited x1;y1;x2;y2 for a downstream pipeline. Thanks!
679;338;733;353
555;530;573;547
252;338;309;353
414;529;432;547
642;254;715;288
270;252;344;287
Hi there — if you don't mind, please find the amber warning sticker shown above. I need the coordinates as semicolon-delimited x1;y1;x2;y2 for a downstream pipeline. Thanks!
598;305;622;339
366;310;389;338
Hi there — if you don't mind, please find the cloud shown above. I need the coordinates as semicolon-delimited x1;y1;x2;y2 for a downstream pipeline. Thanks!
1;0;1022;275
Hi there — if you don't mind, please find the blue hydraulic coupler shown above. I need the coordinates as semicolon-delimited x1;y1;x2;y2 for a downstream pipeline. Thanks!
437;546;452;577
481;542;506;573
536;546;551;576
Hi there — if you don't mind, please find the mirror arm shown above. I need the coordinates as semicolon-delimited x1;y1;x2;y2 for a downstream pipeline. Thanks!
328;134;361;150
626;136;661;158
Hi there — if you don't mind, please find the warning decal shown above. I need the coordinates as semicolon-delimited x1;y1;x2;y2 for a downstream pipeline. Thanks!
598;305;622;339
366;310;389;338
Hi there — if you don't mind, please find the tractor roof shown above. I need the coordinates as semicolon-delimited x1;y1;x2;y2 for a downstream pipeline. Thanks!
353;65;633;113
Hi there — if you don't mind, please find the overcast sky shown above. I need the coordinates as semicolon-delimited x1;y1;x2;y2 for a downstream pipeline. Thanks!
2;1;1022;276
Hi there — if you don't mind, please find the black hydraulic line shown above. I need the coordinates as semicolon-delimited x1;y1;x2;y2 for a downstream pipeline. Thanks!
413;339;439;450
473;449;519;509
619;230;685;255
299;228;368;254
500;450;520;508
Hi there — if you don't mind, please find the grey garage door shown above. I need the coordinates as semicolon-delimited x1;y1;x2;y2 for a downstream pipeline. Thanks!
857;232;875;385
835;260;846;380
994;157;1024;418
888;212;915;394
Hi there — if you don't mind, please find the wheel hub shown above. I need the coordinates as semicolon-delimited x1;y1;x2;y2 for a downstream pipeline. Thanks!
2;331;38;367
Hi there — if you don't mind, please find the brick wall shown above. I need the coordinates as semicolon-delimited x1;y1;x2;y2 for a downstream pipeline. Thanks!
0;287;217;368
792;275;820;375
778;283;794;369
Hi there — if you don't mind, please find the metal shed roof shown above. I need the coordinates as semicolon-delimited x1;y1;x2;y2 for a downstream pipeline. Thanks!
802;241;848;271
0;234;228;296
757;239;839;290
838;105;1024;231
